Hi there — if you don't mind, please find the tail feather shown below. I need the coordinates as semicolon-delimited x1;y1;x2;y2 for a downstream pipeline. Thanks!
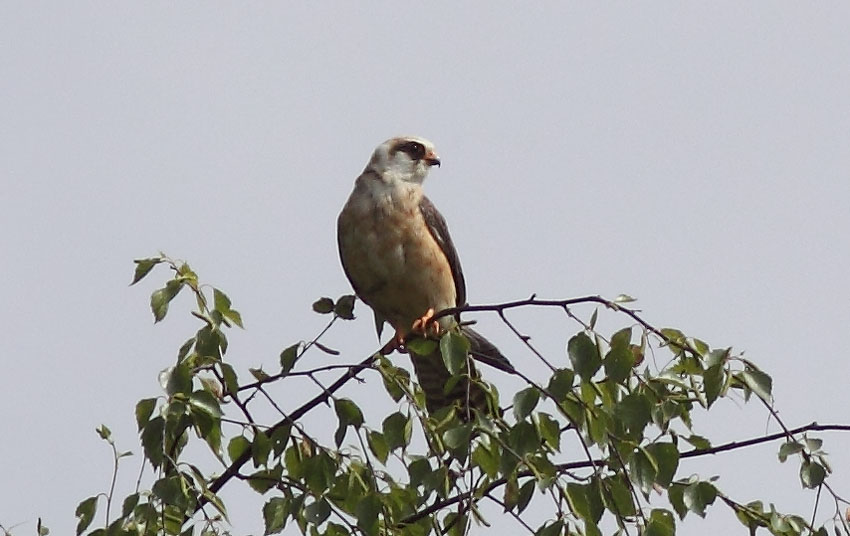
407;328;513;415
463;327;515;374
409;347;488;415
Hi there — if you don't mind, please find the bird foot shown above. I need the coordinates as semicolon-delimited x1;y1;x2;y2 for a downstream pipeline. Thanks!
411;308;441;337
380;330;407;355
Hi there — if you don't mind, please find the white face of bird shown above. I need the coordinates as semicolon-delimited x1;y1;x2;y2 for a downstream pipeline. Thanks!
367;136;441;185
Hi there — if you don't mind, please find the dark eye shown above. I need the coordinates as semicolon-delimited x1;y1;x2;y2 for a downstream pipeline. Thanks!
402;142;426;160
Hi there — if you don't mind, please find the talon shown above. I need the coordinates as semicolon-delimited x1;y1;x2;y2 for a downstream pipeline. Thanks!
411;308;440;337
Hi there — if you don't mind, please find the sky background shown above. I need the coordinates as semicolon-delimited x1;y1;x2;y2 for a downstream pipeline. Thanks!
2;2;849;535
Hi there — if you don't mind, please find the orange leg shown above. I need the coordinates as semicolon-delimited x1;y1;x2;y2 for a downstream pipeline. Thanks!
411;308;441;337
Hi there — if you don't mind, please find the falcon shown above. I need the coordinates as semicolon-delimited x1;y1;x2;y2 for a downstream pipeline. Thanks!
337;136;514;414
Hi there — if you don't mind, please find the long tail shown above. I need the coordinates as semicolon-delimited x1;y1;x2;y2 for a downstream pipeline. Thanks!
409;347;489;415
462;327;516;374
408;328;514;415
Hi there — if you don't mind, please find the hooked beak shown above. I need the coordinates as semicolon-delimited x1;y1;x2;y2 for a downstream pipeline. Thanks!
424;150;441;167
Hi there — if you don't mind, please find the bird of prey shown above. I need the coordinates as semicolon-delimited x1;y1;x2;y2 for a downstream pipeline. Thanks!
337;136;514;414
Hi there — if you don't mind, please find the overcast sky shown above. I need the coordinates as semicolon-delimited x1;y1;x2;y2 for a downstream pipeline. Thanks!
2;3;849;535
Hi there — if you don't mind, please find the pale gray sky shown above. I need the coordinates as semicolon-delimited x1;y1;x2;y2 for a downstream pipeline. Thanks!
2;3;849;535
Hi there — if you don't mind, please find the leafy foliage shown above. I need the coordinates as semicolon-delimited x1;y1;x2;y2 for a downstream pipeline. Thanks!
39;255;850;536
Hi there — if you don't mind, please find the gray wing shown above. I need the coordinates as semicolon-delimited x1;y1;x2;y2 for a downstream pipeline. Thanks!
337;177;387;340
419;196;515;374
419;195;466;307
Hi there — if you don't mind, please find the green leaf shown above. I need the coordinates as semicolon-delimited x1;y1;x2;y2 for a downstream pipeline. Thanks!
516;479;535;514
367;431;389;464
589;308;598;329
530;454;557;488
141;416;165;468
279;343;299;374
583;520;602;536
335;398;364;428
443;512;466;536
688;337;709;357
683;481;717;517
536;412;561;450
703;364;724;408
189;390;222;418
177;337;195;362
213;287;231;311
165;363;192;396
283;445;303;481
325;522;351;536
645;508;675;536
546;369;575;401
683;435;711;450
614;294;636;303
615;392;652;437
738;368;772;401
668;483;687;520
443;424;472;450
644;443;679;487
263;496;289;534
334;398;364;447
503;478;519;511
566;481;603;523
733;500;765;531
305;498;332;525
568;333;601;382
355;493;381;536
471;444;499;478
536;520;564;536
706;347;730;367
800;460;827;488
193;324;223;360
152;476;188;508
248;465;284;494
603;344;634;383
406;337;437;356
150;279;183;322
131;257;162;285
224;308;244;328
135;398;157;431
250;367;270;381
270;425;292;457
382;412;411;450
559;393;584;428
377;357;408;402
629;448;657;496
334;294;356;320
603;475;636;517
219;363;239;395
121;493;140;517
312;297;335;314
778;441;804;462
228;436;250;463
407;457;432;487
805;437;823;452
252;430;271;467
610;327;632;348
440;331;470;375
75;496;97;535
513;387;540;421
212;288;244;328
509;421;540;457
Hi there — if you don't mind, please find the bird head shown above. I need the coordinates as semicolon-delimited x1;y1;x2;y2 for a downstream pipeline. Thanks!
367;136;441;185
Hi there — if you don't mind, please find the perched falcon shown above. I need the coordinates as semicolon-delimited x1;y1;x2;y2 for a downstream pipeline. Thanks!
337;136;514;414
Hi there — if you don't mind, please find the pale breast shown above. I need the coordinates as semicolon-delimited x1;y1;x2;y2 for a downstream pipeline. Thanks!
338;179;457;335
